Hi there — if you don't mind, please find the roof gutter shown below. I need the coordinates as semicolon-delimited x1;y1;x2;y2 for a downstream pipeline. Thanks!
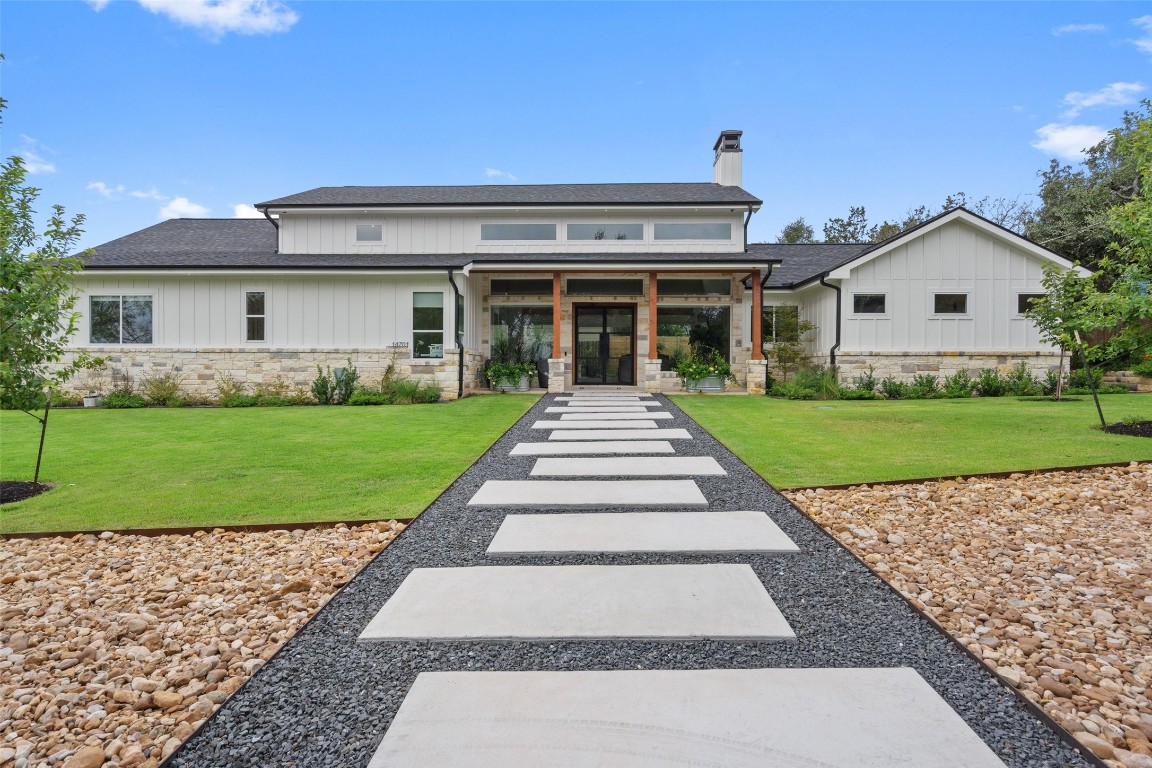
446;268;465;400
818;274;841;367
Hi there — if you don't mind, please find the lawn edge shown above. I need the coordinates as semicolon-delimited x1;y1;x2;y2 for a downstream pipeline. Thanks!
780;459;1149;490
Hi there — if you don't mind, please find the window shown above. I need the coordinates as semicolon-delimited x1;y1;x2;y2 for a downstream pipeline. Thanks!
657;278;731;296
566;278;643;296
762;305;800;343
567;223;644;241
480;223;556;241
245;291;266;342
355;224;382;242
933;293;968;314
90;295;153;344
413;292;444;358
853;293;886;314
656;306;730;369
653;222;732;240
491;306;553;360
490;278;553;296
1017;293;1044;315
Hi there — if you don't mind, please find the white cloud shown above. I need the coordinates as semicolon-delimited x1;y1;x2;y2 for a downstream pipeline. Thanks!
160;197;210;219
1132;16;1152;56
133;0;298;38
17;135;56;174
84;0;111;9
232;203;263;218
484;168;518;182
1032;123;1109;160
1052;23;1107;35
1062;81;1146;117
130;187;167;200
88;181;126;198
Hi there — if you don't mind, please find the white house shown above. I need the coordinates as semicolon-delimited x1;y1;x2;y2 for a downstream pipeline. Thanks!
63;131;1085;399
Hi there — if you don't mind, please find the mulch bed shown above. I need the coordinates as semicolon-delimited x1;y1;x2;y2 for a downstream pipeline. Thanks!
0;481;51;505
1104;420;1152;438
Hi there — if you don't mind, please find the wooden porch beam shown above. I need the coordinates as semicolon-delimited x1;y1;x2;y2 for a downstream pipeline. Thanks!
749;271;763;360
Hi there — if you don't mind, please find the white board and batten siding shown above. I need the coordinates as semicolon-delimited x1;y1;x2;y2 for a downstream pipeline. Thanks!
838;221;1055;353
71;274;462;351
276;212;746;256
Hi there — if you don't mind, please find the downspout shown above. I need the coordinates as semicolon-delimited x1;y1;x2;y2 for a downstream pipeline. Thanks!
260;208;280;253
818;274;841;367
447;268;464;400
743;205;755;252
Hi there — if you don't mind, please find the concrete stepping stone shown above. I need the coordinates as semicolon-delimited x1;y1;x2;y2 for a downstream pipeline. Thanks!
529;456;724;477
532;420;657;429
548;428;691;441
468;479;707;507
563;392;652;397
487;511;799;555
559;412;672;420
545;406;650;413
555;397;654;403
366;667;1007;768
510;441;676;455
358;564;792;642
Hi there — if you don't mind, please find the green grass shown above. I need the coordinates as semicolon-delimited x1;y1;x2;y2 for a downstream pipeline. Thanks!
672;394;1152;489
0;395;537;533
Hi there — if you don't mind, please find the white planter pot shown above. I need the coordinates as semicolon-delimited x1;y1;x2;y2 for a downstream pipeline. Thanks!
494;375;531;393
83;395;103;408
686;376;725;393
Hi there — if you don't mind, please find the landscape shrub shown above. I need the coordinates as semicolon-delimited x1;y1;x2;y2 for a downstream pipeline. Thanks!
312;360;360;404
973;369;1006;397
1004;362;1039;396
1066;385;1129;395
771;381;820;400
347;387;393;406
852;366;878;394
1041;370;1062;396
50;391;82;407
141;371;185;407
102;388;147;409
836;387;881;400
417;383;442;403
1067;367;1103;389
312;366;336;404
942;369;975;398
910;374;941;398
219;394;258;408
1133;356;1152;377
795;366;839;399
879;377;912;399
388;379;424;404
215;374;246;402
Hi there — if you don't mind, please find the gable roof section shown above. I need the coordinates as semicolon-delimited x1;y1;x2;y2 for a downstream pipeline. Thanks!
257;183;761;209
823;207;1090;280
747;243;872;288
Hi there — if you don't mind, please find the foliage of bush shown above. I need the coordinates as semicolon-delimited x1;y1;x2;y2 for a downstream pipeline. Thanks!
973;369;1007;398
1068;367;1104;389
910;374;941;398
1004;362;1039;396
486;361;536;388
102;388;147;409
215;374;246;402
836;387;881;400
50;391;82;407
852;366;878;393
347;388;393;406
942;369;975;398
675;346;735;388
312;360;359;404
1133;356;1152;378
879;377;911;399
219;394;259;408
140;371;185;407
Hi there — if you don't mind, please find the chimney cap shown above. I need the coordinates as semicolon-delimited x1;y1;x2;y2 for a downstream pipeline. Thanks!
713;130;743;153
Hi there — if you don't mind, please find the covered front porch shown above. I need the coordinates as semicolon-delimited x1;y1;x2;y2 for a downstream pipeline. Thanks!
470;263;778;394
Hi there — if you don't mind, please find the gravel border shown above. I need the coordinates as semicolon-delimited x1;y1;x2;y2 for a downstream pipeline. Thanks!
166;394;1094;768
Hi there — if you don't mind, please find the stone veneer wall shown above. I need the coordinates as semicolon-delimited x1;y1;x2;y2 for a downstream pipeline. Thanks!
829;351;1065;383
55;347;481;401
1103;371;1152;393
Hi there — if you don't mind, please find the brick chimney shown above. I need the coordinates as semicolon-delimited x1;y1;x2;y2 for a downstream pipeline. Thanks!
712;130;742;187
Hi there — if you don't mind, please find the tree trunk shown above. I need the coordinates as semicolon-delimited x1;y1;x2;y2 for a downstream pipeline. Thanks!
1055;346;1065;401
34;392;51;484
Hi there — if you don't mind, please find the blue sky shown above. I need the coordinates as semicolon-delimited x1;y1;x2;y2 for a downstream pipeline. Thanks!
3;1;1150;249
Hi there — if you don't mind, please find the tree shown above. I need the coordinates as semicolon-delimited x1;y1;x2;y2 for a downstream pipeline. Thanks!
1;125;98;481
822;206;870;243
762;305;815;382
776;217;816;243
1027;102;1146;275
1023;265;1093;399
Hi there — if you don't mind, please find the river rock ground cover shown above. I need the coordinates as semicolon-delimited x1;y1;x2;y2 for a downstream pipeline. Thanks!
785;463;1152;768
0;521;404;768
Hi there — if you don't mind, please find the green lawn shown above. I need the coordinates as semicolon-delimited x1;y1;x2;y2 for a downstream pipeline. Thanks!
0;395;537;534
673;394;1152;489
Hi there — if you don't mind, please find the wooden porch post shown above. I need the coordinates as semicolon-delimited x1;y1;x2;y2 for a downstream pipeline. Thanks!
648;272;658;359
750;270;763;360
552;272;562;354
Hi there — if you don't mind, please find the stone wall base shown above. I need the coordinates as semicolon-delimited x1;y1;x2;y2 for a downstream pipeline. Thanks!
833;351;1065;384
1103;371;1152;393
56;347;480;401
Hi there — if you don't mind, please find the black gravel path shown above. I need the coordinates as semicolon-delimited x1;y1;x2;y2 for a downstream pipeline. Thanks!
167;394;1093;768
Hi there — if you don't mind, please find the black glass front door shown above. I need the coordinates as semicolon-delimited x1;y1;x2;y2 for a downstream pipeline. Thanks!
574;306;635;385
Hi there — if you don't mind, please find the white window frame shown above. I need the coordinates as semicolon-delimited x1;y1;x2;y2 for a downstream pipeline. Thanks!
1015;292;1045;318
929;290;972;318
850;292;889;317
412;291;446;360
564;222;647;243
354;223;384;244
652;222;734;241
761;303;802;344
88;293;156;345
244;289;268;344
479;222;558;242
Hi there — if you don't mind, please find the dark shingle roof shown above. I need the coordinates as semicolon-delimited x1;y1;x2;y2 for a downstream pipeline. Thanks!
749;243;873;287
257;183;761;208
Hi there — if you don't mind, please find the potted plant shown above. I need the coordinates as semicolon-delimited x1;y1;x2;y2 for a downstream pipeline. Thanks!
675;346;734;392
488;310;544;391
486;360;537;391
